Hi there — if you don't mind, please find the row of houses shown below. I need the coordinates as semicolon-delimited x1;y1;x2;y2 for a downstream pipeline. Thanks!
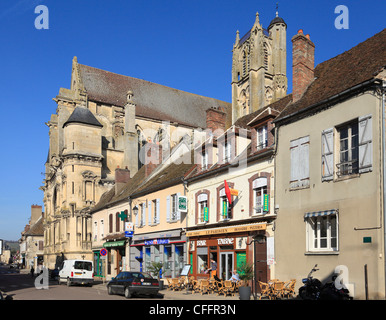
29;8;385;299
88;28;386;300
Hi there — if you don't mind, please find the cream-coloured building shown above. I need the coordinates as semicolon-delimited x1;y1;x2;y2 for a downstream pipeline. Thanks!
274;29;386;299
19;205;44;270
41;57;231;269
90;140;196;280
184;11;291;295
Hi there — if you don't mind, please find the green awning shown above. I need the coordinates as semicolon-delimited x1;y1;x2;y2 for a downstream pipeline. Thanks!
103;240;126;248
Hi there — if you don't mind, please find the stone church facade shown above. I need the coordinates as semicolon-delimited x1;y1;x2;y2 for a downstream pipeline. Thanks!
41;57;231;268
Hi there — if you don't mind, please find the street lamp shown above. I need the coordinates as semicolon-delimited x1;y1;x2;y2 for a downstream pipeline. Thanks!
133;206;139;216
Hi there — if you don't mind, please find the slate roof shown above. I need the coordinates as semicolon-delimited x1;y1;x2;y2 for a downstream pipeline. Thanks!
233;94;292;128
90;164;147;213
91;151;195;213
63;106;103;128
25;217;44;237
77;64;232;129
276;28;386;123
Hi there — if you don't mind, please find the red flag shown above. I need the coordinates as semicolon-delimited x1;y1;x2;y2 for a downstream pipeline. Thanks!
224;180;232;205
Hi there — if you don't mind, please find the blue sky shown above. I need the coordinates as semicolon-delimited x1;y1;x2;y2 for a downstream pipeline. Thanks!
0;0;384;241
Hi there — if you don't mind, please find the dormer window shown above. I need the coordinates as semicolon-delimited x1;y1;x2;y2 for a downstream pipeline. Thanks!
223;141;231;163
257;125;268;150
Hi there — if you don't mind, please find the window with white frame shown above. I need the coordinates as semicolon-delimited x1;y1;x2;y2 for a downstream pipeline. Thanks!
202;150;208;170
140;203;145;227
94;221;98;241
198;193;208;223
321;114;372;181
305;211;338;252
219;188;230;220
338;120;359;176
171;194;178;221
257;125;268;150
223;141;231;163
253;177;268;215
150;199;160;225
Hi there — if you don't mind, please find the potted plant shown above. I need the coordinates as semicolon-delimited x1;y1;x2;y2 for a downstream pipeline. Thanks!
237;262;254;300
147;261;165;290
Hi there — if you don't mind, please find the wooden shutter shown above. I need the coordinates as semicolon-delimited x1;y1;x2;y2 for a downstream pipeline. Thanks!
156;199;160;224
321;128;334;181
358;114;372;173
148;201;152;226
135;208;139;227
290;136;310;188
176;193;181;221
166;195;171;222
109;214;113;233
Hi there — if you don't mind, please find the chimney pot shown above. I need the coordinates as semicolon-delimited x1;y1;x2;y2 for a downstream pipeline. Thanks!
292;30;315;102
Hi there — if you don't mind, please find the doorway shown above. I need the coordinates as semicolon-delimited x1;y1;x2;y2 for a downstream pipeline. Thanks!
220;252;234;280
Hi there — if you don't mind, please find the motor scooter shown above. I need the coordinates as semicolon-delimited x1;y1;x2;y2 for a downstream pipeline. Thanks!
298;264;351;300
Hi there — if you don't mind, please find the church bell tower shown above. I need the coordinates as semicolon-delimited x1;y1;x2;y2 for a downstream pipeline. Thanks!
231;9;287;124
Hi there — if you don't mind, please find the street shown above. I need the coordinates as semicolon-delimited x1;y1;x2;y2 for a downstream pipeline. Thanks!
0;264;163;300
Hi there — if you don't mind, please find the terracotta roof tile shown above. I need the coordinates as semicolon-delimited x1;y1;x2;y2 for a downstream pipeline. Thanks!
276;28;386;122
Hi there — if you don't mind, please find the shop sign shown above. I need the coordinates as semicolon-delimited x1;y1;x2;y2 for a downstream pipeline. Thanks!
197;240;207;246
203;207;209;222
144;239;170;245
263;194;269;212
186;223;266;237
217;238;234;245
125;222;134;232
178;196;187;212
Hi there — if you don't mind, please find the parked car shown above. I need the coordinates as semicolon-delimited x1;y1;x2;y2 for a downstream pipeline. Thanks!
107;271;159;298
58;260;94;286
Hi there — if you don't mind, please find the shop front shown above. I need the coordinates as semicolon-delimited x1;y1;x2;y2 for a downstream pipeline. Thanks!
93;236;128;280
129;229;186;279
186;223;269;287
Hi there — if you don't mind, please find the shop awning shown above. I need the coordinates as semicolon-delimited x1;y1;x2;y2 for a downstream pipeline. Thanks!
304;209;338;219
103;240;126;248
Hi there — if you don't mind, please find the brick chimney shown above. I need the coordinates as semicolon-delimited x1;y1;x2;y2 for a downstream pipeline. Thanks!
292;29;315;102
144;142;163;177
31;205;42;225
115;166;131;194
206;106;226;138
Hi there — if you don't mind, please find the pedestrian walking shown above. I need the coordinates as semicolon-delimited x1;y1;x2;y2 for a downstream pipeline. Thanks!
30;266;34;278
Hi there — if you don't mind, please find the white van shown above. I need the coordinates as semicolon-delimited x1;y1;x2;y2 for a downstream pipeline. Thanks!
58;260;94;286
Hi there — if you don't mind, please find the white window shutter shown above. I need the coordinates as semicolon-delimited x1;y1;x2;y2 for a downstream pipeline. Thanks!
358;114;372;173
299;136;310;186
142;205;146;226
148;201;152;226
290;139;300;188
321;128;334;181
135;210;139;227
177;193;181;221
166;195;170;223
156;199;160;224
